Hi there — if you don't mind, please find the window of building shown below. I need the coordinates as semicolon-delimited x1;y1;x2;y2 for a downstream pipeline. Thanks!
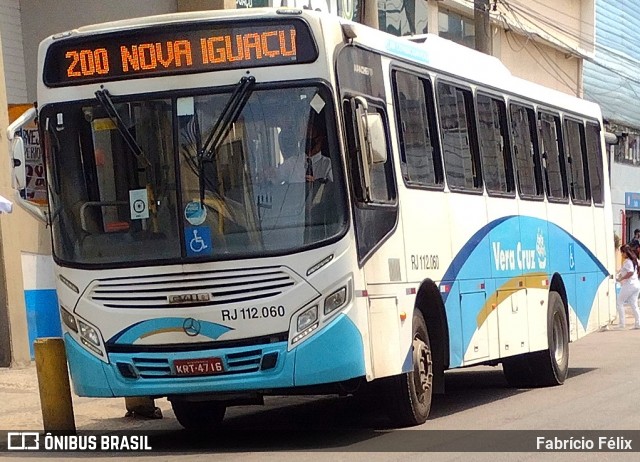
392;70;443;187
379;0;429;36
476;92;514;194
613;132;640;165
438;9;475;48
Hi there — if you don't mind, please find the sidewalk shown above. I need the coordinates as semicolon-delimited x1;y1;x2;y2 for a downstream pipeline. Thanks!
0;365;177;431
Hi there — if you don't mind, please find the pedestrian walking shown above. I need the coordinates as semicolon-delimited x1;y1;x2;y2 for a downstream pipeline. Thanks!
615;244;640;329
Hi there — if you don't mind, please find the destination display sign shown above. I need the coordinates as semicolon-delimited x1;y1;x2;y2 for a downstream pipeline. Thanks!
44;20;317;86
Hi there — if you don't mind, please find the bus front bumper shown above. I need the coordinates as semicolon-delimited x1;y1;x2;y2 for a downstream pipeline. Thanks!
64;313;365;397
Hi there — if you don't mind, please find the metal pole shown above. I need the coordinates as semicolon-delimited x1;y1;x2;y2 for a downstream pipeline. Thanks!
34;338;76;432
474;0;493;55
361;0;379;29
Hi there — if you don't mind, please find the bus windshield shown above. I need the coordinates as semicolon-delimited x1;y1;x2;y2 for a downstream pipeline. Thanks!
42;85;347;266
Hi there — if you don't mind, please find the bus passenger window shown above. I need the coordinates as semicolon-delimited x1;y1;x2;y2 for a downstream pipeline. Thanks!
509;103;543;198
563;119;590;203
437;82;481;191
585;122;604;205
538;112;568;200
476;93;514;194
392;70;442;187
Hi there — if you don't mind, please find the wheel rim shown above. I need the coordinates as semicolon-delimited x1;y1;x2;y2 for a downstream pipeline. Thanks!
552;311;565;364
412;336;433;403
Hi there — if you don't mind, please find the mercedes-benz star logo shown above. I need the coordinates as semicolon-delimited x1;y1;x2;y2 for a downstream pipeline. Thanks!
182;318;201;337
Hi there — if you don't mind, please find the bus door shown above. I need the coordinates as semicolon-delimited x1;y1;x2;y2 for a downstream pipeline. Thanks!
337;45;406;378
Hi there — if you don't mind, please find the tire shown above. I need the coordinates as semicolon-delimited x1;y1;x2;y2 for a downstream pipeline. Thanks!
502;291;568;388
502;354;536;388
529;291;569;386
384;310;433;427
170;399;226;431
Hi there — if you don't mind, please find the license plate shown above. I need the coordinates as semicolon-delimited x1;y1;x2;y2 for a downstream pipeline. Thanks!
173;357;224;376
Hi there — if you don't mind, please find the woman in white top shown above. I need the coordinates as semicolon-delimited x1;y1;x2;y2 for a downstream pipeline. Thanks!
615;245;640;329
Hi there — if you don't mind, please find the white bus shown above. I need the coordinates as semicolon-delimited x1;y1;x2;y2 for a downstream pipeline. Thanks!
7;8;615;429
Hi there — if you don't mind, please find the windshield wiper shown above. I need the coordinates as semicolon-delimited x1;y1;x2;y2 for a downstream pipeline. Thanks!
197;75;256;204
200;75;256;161
95;88;150;167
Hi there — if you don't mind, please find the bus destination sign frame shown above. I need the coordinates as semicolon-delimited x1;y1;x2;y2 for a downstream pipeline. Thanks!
43;19;318;86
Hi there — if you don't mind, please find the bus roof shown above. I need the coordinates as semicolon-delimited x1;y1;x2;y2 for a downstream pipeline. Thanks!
337;18;601;118
39;7;601;119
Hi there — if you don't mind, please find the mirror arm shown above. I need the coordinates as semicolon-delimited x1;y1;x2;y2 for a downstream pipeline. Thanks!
7;107;36;140
353;97;372;201
14;192;49;224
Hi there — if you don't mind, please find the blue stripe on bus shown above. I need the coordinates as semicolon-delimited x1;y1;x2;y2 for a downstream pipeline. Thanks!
439;216;609;367
107;318;232;344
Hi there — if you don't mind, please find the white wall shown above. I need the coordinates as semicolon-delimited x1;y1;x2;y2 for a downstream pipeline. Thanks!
610;159;640;239
20;0;178;101
0;0;27;103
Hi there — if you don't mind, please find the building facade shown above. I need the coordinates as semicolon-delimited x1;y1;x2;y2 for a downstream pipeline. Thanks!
583;0;640;244
0;0;595;366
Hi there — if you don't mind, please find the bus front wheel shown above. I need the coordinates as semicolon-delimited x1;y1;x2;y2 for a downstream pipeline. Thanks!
170;398;226;430
384;310;433;427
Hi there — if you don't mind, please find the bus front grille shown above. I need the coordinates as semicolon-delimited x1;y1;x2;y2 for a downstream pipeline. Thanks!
123;349;275;379
87;265;297;309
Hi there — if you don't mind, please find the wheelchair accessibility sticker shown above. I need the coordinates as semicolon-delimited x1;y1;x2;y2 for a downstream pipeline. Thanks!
185;226;212;257
569;243;575;271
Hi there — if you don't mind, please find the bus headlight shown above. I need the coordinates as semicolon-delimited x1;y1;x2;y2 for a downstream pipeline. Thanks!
291;305;319;344
296;305;318;332
60;306;78;333
324;286;347;315
78;320;101;347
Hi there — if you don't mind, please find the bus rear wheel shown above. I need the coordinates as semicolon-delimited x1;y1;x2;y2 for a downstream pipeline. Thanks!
530;291;569;386
502;291;569;388
384;310;433;427
170;398;226;430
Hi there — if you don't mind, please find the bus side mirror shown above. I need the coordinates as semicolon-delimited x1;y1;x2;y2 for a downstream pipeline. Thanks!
10;136;27;190
7;107;36;192
364;113;387;164
604;131;618;145
6;107;48;223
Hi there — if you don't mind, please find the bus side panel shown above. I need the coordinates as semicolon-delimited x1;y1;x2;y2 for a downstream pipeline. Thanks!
486;196;519;359
571;204;598;339
367;296;401;378
402;189;451;289
544;202;574;333
446;192;488;366
520;201;548;353
592;203;615;331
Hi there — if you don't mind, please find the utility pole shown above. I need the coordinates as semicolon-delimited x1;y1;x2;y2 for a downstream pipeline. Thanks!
474;0;493;55
360;0;379;29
